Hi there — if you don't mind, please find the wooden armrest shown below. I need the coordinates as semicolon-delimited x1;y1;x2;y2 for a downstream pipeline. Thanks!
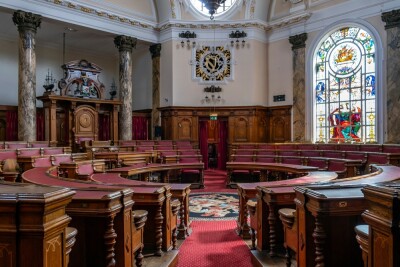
246;200;257;215
66;227;78;257
133;210;148;230
171;199;181;215
279;208;296;227
354;224;369;240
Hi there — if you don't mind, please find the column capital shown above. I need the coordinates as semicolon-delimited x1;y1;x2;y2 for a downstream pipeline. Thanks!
382;9;400;30
12;10;41;33
149;44;162;59
114;35;137;52
289;33;308;50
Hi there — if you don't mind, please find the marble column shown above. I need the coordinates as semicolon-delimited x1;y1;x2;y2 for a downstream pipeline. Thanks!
114;35;137;140
149;44;162;139
12;10;41;142
382;9;400;143
289;33;308;142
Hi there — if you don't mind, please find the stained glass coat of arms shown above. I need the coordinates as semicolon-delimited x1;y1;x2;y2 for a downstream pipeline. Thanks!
314;27;376;143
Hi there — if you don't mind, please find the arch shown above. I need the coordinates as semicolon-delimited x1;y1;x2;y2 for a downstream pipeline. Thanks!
185;0;243;20
305;19;384;143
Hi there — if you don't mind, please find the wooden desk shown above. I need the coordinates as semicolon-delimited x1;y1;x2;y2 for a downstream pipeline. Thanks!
108;162;204;189
93;151;153;168
91;172;192;239
0;182;74;267
295;184;368;267
236;171;337;240
21;167;137;267
226;162;318;188
362;183;400;267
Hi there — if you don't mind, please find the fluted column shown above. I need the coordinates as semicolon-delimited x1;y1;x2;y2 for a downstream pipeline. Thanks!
114;36;136;140
149;44;162;139
289;33;308;142
382;9;400;143
12;10;41;142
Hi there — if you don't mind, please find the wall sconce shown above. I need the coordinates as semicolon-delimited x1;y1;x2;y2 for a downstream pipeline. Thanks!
204;85;222;93
179;31;197;49
202;85;222;104
229;30;247;48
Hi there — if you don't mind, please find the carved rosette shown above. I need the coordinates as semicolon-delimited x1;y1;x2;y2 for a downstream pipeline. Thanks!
382;9;400;143
289;33;308;142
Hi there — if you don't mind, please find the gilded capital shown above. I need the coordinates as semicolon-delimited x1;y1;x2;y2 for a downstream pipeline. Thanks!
382;9;400;29
289;33;308;50
149;44;162;58
114;35;137;52
12;10;42;33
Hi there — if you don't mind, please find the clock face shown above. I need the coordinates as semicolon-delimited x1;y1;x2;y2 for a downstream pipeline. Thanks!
195;46;231;81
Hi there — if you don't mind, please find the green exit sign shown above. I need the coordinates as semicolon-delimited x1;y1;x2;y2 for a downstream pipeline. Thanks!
210;113;218;120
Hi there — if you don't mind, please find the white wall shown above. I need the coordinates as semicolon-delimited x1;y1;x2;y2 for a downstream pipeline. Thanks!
132;46;152;110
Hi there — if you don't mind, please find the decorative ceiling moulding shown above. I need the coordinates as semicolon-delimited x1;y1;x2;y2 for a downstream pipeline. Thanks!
47;0;156;28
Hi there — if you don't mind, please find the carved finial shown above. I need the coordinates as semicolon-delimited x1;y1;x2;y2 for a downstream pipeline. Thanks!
149;43;162;58
289;33;308;50
114;35;137;52
382;9;400;29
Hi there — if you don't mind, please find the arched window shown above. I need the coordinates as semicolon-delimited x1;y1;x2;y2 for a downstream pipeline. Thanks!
313;26;376;143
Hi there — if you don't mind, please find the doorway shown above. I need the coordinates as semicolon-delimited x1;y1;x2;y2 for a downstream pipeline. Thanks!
199;118;228;170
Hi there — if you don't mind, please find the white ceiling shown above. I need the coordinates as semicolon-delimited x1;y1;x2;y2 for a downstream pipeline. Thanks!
0;6;150;57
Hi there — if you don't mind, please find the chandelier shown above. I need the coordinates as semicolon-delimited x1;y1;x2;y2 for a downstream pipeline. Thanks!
199;0;226;20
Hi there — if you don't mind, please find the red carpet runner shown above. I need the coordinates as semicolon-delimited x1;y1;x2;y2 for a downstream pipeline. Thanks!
176;170;252;267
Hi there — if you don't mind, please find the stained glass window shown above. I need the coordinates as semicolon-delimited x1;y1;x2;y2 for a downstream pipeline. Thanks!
314;26;376;143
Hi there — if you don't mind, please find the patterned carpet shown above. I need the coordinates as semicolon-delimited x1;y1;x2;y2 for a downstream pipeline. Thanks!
189;193;239;221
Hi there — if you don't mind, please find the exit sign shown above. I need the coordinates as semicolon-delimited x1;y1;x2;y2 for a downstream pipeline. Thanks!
210;113;218;120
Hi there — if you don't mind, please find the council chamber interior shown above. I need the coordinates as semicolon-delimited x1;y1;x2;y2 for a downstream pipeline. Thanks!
1;0;400;267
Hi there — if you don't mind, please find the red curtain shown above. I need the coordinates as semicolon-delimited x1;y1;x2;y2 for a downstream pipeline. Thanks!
98;114;110;141
132;116;148;140
218;120;228;170
36;109;45;141
6;110;18;141
199;120;209;169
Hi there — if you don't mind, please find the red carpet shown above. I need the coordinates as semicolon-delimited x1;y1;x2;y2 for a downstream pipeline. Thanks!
191;169;236;193
176;221;252;267
177;169;252;267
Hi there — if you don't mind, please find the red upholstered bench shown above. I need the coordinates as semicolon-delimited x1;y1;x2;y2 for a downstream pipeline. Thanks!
17;148;41;156
306;158;328;170
278;150;299;156
322;150;343;158
299;150;321;157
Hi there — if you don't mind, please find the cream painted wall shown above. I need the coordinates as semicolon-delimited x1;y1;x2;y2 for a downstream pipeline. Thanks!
160;40;174;107
132;46;152;110
267;38;292;106
0;38;119;107
169;39;268;107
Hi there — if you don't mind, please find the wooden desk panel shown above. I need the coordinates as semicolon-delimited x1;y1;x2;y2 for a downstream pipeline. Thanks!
362;183;400;267
21;167;134;267
295;185;367;267
0;182;74;267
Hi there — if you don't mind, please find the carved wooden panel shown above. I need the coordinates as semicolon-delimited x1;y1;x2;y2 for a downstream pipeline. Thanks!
207;120;219;143
233;117;249;142
268;106;292;142
45;235;63;266
0;243;13;267
73;105;98;143
178;117;192;140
